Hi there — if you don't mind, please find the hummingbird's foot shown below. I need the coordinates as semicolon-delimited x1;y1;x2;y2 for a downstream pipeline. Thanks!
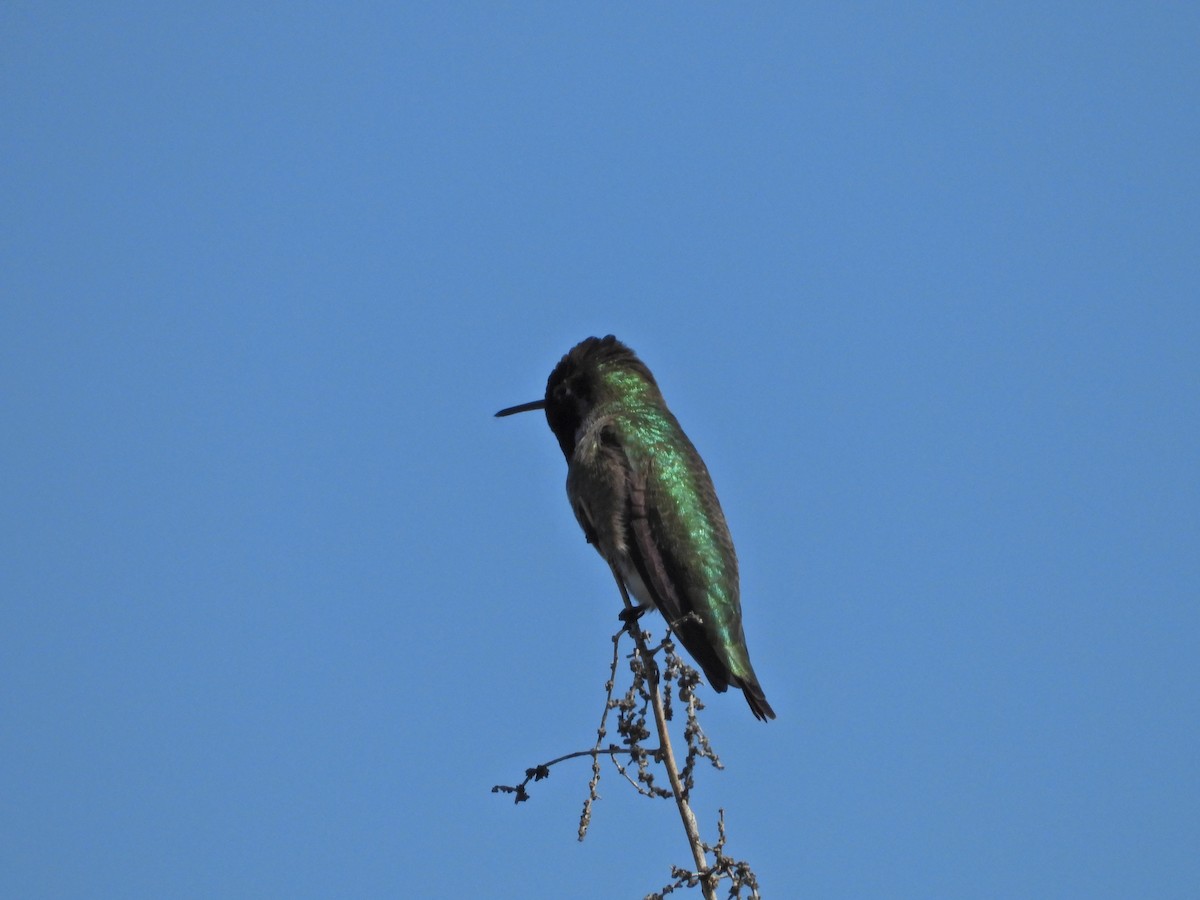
618;604;649;625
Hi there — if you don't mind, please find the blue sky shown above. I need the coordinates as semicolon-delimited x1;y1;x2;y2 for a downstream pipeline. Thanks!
3;5;1197;897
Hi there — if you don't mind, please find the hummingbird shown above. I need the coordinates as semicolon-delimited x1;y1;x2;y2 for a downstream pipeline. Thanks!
496;335;775;721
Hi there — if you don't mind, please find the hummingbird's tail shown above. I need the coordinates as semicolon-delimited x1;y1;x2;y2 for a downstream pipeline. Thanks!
735;676;776;722
672;618;777;721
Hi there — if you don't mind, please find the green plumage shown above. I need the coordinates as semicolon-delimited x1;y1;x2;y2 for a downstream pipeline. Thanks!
498;335;774;721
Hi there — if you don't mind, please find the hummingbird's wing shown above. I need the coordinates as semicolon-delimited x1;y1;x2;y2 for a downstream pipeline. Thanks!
578;422;775;720
625;462;776;720
624;473;687;618
607;430;735;694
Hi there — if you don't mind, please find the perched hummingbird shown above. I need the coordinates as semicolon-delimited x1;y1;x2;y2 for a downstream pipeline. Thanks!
496;335;775;721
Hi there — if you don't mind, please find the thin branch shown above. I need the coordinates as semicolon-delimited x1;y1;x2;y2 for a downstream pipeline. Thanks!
606;562;719;900
491;574;760;897
649;810;763;899
490;744;641;804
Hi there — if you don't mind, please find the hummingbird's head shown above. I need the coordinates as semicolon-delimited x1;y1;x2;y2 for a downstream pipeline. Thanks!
496;335;659;461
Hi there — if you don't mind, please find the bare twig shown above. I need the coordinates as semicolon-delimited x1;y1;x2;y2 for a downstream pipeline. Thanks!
648;810;762;899
605;563;719;900
491;574;761;898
